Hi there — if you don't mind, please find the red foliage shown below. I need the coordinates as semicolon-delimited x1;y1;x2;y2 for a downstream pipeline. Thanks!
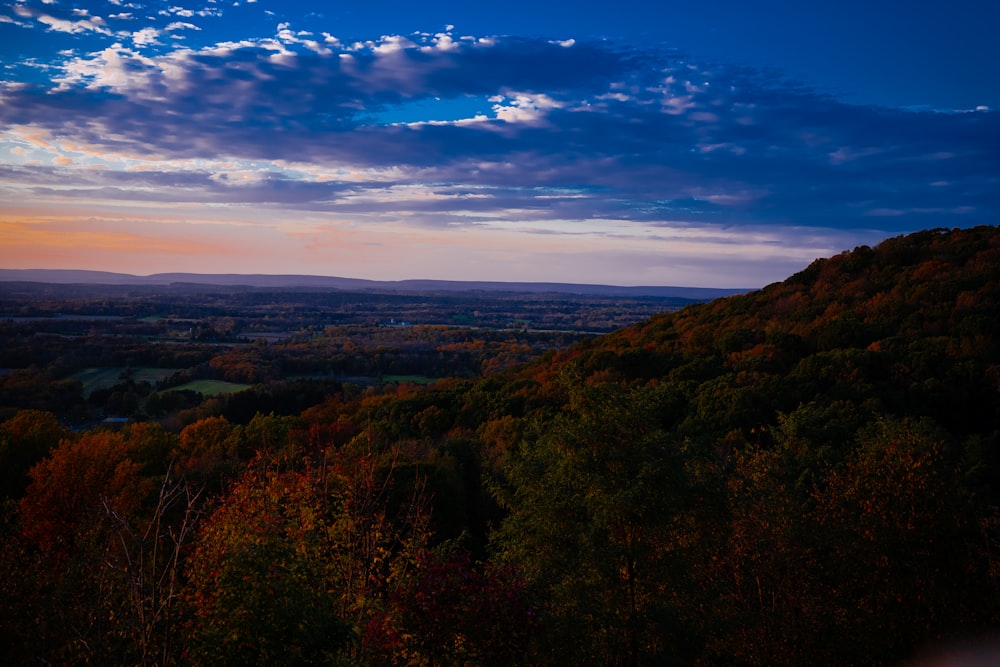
19;431;150;560
367;548;537;666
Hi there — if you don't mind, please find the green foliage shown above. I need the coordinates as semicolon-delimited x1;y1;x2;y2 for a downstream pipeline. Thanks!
493;379;694;665
185;466;353;666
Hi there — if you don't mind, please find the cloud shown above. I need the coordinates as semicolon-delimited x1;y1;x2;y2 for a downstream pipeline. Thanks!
0;28;997;262
165;21;201;32
159;4;222;19
491;93;564;124
13;6;113;35
131;27;162;46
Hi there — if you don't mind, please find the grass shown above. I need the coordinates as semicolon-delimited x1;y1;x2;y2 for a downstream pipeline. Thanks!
72;367;178;397
381;374;437;385
169;380;252;396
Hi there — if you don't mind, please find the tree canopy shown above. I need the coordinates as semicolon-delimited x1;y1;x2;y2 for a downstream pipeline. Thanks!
2;225;1000;665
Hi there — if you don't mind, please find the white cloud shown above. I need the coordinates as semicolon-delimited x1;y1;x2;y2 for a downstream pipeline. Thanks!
13;6;112;35
166;21;200;32
491;93;564;124
422;32;459;53
372;35;417;55
399;114;492;129
210;169;269;186
272;23;330;55
828;146;883;165
36;13;112;36
54;45;159;92
132;27;162;47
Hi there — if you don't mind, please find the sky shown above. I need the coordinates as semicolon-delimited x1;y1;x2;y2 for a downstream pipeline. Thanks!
0;1;997;288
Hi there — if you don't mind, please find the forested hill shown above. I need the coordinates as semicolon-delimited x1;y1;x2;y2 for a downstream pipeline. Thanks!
2;225;1000;667
620;223;1000;358
544;224;1000;441
452;224;1000;664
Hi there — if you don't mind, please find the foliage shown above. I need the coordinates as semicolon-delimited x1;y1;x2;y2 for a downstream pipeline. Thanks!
0;408;68;499
374;547;536;666
2;226;1000;665
185;463;353;666
492;378;695;665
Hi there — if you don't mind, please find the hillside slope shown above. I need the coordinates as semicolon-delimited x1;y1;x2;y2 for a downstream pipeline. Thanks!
554;225;1000;438
471;225;1000;665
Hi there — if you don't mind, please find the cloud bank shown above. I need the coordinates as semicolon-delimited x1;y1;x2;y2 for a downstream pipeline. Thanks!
1;1;997;286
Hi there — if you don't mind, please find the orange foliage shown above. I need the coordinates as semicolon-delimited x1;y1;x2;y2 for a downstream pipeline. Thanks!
19;431;151;557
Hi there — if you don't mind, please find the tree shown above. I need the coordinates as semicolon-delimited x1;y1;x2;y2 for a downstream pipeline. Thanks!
703;443;828;665
19;430;149;560
374;547;536;667
185;462;353;666
0;408;67;499
173;415;242;488
185;433;437;666
812;418;983;664
102;466;204;666
493;378;692;666
14;429;160;663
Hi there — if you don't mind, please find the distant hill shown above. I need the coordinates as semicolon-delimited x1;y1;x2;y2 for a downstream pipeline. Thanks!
0;269;747;300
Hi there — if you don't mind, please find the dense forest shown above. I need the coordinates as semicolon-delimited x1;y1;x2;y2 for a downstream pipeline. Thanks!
2;225;999;665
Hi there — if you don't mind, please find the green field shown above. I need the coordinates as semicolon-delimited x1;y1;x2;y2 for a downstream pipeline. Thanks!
169;380;252;396
71;367;178;397
380;374;437;385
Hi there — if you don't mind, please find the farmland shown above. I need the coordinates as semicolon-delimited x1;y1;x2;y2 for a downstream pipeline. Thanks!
0;280;700;426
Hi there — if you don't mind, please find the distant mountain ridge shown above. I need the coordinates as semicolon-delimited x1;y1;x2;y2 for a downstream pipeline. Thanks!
0;269;748;299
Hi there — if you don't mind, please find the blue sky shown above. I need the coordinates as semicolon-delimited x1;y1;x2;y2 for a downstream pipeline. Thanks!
0;0;997;287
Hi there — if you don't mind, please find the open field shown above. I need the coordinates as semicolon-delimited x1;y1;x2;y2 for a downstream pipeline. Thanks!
168;379;252;396
380;374;437;385
71;367;178;397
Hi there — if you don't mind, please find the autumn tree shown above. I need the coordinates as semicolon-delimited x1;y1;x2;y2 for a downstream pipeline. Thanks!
373;547;536;666
185;431;437;665
13;427;166;663
102;466;204;666
812;418;986;664
184;462;353;666
0;408;67;499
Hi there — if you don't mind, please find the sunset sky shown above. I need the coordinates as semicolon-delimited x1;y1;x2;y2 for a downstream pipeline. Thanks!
1;1;997;288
